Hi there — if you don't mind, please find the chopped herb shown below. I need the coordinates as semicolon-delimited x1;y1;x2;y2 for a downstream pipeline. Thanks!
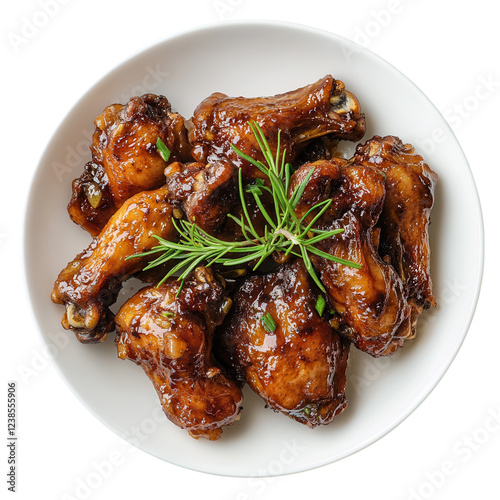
156;137;171;162
260;312;277;333
304;407;310;415
315;296;326;316
161;311;175;318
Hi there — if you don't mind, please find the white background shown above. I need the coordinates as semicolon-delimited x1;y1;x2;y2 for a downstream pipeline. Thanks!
2;1;499;499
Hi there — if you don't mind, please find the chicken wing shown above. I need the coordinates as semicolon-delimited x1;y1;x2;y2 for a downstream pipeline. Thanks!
351;136;438;322
215;260;349;427
68;94;191;236
188;75;365;180
164;159;237;236
290;161;412;356
115;267;242;440
52;185;177;343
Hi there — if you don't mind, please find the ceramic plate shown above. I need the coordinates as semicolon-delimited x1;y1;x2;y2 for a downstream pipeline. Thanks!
24;21;483;476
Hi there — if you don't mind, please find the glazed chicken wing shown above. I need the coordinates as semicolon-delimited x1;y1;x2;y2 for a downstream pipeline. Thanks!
68;94;191;236
290;161;412;356
52;185;177;343
351;136;438;322
164;159;237;235
188;75;366;180
115;267;242;440
215;260;349;426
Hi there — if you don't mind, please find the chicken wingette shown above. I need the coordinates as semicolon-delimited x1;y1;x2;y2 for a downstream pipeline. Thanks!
216;260;349;426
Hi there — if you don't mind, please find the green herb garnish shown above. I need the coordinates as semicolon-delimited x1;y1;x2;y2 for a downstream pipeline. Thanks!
161;311;175;318
132;122;360;292
156;137;171;162
260;313;277;333
315;296;326;316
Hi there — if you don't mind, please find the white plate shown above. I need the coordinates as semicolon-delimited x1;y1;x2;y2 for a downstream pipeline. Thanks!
24;21;483;476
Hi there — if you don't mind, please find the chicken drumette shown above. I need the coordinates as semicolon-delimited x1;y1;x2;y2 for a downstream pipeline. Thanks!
188;75;366;180
68;94;192;236
215;260;349;426
52;185;177;343
115;267;242;440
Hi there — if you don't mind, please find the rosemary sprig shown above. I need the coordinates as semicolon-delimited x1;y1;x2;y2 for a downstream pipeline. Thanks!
130;122;360;293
